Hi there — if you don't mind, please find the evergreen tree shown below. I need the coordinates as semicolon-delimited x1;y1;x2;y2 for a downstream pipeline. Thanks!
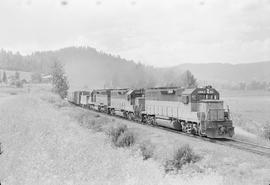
3;71;7;83
15;71;20;80
31;72;42;83
181;70;197;88
51;60;69;99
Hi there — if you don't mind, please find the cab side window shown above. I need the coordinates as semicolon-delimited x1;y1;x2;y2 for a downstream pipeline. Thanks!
191;95;197;101
182;95;189;104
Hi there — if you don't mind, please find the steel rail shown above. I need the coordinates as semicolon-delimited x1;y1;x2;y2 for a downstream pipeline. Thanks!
73;103;270;158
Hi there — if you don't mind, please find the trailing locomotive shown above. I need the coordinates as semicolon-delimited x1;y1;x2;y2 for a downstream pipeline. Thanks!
68;86;234;138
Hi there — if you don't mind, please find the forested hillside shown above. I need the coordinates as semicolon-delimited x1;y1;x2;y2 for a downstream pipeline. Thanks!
0;47;195;89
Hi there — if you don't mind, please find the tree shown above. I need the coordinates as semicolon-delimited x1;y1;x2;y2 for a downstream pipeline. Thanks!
239;82;246;90
31;72;42;83
15;71;20;80
51;60;69;99
181;70;197;88
15;80;23;88
2;71;7;84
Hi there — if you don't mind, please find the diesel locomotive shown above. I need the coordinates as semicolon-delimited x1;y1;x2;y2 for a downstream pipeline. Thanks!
68;86;234;138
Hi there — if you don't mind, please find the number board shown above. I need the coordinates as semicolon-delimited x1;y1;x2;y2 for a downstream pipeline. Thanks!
197;89;214;94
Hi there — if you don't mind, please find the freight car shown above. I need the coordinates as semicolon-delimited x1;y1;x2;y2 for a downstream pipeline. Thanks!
68;86;234;138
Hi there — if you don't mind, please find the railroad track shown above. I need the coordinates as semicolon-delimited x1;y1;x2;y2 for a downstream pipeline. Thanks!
148;124;270;158
221;139;270;157
76;104;270;158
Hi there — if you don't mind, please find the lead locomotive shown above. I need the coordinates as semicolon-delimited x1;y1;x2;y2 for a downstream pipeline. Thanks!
68;86;234;138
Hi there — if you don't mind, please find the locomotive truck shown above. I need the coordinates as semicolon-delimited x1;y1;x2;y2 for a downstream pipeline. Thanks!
68;86;234;138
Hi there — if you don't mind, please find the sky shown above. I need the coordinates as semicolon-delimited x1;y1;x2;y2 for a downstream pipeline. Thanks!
0;0;270;67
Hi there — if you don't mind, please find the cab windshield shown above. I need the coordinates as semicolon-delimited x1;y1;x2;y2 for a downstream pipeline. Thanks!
192;94;218;101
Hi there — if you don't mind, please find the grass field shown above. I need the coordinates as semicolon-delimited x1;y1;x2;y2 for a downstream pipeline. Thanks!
0;87;270;185
221;90;270;143
0;89;222;185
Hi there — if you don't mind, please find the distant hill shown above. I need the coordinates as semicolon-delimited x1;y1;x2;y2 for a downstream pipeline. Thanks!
0;47;188;89
55;47;160;89
1;47;269;90
174;62;270;84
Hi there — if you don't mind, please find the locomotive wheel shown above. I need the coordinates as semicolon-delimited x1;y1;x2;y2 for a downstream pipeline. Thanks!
128;112;135;120
144;115;150;125
198;124;202;136
141;115;147;124
147;116;156;125
127;112;131;120
181;121;186;132
111;109;116;115
123;111;128;119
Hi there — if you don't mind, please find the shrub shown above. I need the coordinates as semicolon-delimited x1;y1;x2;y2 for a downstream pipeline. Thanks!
107;125;127;143
41;93;69;108
107;125;135;147
10;92;18;95
76;112;104;132
164;144;201;173
262;123;270;140
51;60;69;99
139;141;155;160
115;131;135;147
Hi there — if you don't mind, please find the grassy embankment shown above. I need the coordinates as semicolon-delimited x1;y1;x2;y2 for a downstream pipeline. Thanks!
0;88;220;185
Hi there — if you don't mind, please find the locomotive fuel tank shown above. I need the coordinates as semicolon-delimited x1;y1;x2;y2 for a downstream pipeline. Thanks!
155;118;182;130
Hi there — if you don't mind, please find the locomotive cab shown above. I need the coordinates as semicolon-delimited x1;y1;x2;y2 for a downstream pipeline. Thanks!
182;86;234;138
194;86;234;138
126;89;145;109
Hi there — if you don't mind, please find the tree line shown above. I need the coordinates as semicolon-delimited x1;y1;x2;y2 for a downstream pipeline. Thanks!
0;70;25;87
221;81;270;91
